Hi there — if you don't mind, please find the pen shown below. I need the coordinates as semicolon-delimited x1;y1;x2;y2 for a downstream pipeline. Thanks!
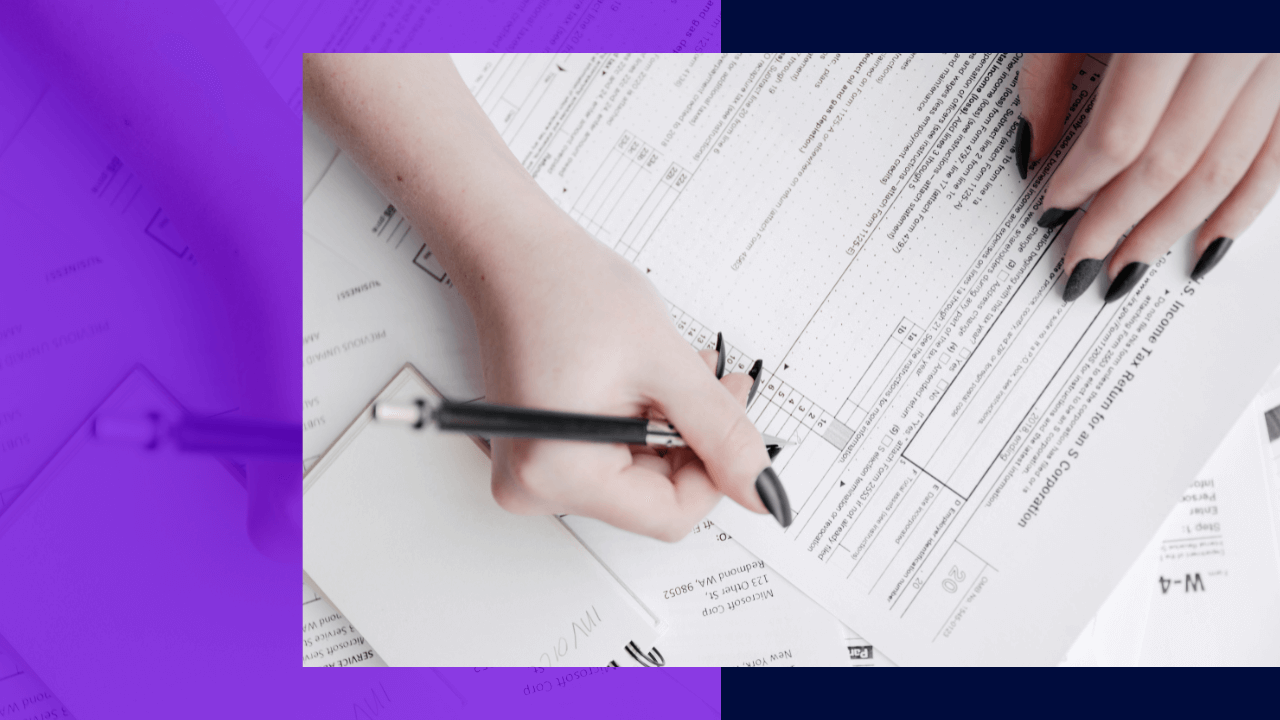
372;399;793;450
92;413;301;458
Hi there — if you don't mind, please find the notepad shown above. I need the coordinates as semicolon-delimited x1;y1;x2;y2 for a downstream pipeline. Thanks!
302;364;663;666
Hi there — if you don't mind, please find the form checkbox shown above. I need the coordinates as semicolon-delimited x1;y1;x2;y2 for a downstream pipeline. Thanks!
936;380;948;391
998;269;1009;281
940;353;951;365
958;347;970;359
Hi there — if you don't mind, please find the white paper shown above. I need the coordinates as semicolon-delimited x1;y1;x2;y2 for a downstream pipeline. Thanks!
1261;379;1280;543
562;515;848;667
840;625;897;667
301;156;486;459
1136;403;1280;665
302;232;479;462
1064;402;1280;665
302;365;662;667
1060;531;1160;666
303;581;386;668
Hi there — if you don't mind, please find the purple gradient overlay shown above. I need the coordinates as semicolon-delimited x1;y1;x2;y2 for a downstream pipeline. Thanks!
0;1;721;717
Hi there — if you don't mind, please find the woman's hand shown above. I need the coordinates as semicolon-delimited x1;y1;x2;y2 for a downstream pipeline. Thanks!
304;53;789;540
464;192;785;540
1017;53;1280;301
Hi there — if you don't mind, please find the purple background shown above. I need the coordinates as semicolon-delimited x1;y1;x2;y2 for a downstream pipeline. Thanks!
0;1;720;717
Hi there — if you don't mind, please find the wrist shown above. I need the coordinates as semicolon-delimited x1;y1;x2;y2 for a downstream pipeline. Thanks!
441;187;598;314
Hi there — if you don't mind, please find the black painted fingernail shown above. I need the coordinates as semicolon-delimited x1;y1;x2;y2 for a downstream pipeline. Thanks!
1063;258;1103;302
1104;262;1148;303
747;359;763;406
1015;115;1031;180
714;332;726;379
755;466;792;528
1038;207;1076;229
1191;237;1233;281
767;444;782;460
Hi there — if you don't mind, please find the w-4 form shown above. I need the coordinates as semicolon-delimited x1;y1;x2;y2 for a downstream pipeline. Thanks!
446;53;1280;664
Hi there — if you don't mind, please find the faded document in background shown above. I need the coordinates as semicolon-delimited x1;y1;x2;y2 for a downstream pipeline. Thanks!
436;668;719;718
563;515;849;667
0;90;235;510
0;633;73;720
0;368;289;720
1064;401;1280;665
303;366;661;667
436;52;1280;664
218;0;722;116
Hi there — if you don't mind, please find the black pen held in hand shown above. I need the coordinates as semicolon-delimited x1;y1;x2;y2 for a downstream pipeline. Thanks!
372;398;793;451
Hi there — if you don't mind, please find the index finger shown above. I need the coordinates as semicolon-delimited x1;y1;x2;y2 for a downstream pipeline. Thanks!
1040;53;1192;222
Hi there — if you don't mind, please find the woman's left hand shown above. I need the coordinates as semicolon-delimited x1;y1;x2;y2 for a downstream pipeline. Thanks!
1017;53;1280;302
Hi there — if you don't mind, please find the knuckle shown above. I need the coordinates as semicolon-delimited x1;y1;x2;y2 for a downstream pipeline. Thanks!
711;412;765;480
1258;139;1280;176
491;473;529;513
1139;146;1190;188
507;454;554;498
1094;122;1144;167
1198;154;1243;194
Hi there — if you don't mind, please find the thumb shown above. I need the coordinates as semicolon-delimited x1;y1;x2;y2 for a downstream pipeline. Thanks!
651;346;792;528
1018;53;1086;172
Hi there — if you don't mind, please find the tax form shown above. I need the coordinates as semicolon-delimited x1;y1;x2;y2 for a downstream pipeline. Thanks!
303;581;386;667
1134;403;1280;665
561;515;849;667
1065;400;1280;665
302;229;482;462
441;53;1280;664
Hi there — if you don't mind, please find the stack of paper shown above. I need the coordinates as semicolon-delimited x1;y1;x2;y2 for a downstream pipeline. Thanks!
302;365;664;667
1064;392;1280;665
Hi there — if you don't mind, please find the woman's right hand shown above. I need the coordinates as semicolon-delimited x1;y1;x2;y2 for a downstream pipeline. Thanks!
305;53;789;540
460;190;790;540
